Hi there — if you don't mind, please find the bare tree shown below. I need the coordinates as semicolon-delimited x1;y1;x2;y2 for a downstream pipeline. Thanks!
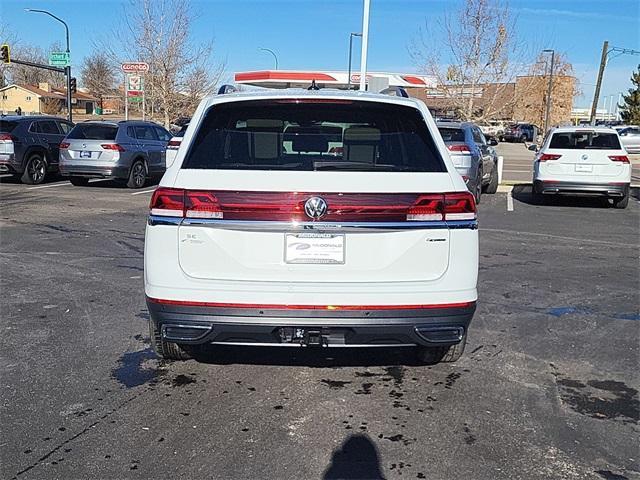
410;0;528;122
80;51;117;108
514;53;579;129
99;0;224;127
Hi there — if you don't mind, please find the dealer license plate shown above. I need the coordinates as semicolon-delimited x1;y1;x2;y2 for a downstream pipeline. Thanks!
284;233;345;264
575;164;592;172
80;151;92;158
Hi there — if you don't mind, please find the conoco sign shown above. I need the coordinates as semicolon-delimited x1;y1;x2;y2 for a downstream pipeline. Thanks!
121;62;149;73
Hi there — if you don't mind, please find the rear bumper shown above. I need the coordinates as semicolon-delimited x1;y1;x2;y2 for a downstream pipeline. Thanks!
146;297;476;348
0;154;20;173
534;180;629;197
59;164;129;179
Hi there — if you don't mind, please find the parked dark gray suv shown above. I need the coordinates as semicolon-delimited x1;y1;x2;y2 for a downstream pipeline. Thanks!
59;121;172;188
0;115;74;184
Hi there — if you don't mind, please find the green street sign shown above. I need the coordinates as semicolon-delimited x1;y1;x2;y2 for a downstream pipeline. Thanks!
129;96;143;103
49;51;70;67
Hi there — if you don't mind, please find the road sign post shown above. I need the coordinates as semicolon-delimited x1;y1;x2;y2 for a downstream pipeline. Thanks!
121;63;149;121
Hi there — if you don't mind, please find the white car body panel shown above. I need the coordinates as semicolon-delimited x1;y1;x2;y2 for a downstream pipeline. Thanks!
145;89;477;307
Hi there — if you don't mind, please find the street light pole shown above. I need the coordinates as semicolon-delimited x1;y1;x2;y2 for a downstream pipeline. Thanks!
25;8;72;122
347;33;362;90
258;47;279;70
542;49;555;134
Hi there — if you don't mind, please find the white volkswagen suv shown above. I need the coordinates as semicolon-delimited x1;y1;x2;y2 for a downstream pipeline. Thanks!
144;87;478;364
532;126;631;208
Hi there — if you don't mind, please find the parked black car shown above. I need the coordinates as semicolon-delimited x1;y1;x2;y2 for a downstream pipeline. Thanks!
503;123;538;143
0;115;74;184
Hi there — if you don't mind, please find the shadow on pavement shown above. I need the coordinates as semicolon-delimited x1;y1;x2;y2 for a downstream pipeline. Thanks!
323;434;385;480
511;183;616;209
191;345;423;368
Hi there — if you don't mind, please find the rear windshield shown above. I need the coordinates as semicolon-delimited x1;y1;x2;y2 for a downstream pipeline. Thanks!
438;127;465;142
0;121;18;133
67;124;118;140
182;100;446;172
549;131;621;150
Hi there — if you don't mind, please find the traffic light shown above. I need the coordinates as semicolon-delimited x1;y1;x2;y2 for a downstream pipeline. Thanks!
70;77;77;94
0;44;9;64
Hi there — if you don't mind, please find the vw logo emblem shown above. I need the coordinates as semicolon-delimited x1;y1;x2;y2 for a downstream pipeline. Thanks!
304;196;328;220
581;154;588;161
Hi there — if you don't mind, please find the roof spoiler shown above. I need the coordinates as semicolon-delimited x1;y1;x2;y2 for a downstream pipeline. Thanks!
379;86;409;98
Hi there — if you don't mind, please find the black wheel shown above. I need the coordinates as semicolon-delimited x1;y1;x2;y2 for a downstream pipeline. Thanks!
148;318;192;361
520;135;527;143
612;192;629;209
531;182;545;205
21;153;47;185
484;165;498;194
127;160;147;189
473;169;482;204
416;333;467;365
69;176;89;186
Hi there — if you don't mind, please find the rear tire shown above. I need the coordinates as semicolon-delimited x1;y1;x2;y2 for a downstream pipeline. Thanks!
21;153;47;185
416;333;467;365
612;192;629;209
148;318;192;361
484;165;499;194
69;176;89;186
520;135;527;143
127;160;146;189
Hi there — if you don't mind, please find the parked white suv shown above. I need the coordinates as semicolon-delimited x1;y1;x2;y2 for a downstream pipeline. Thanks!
144;87;478;364
531;126;631;208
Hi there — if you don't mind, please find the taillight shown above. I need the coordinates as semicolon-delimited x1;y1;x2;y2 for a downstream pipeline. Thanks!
59;142;70;149
448;144;471;153
184;191;223;219
406;192;476;221
538;153;562;162
101;143;125;152
406;194;444;221
149;190;477;223
167;139;181;150
443;192;476;220
0;133;14;141
149;188;185;216
608;155;629;163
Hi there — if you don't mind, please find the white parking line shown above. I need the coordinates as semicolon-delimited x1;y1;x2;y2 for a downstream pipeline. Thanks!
88;178;110;183
507;191;514;212
27;181;72;190
0;174;13;178
503;169;531;173
131;188;156;196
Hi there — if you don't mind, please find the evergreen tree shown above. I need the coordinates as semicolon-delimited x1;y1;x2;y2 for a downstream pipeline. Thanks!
619;65;640;124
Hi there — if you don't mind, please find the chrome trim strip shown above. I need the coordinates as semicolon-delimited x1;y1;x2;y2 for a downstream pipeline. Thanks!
148;216;478;231
148;215;182;226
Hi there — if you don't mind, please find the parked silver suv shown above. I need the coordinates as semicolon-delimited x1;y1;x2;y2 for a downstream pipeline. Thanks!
59;121;172;188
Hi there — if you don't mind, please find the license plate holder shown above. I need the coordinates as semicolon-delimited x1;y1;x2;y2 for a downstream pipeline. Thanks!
575;164;592;172
284;233;345;264
80;151;92;159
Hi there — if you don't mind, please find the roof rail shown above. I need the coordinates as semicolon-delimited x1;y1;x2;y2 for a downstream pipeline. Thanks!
217;84;238;95
379;86;409;98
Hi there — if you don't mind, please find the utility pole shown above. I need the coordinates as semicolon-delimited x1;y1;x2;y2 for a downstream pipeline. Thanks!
590;41;609;125
358;0;370;91
543;49;555;134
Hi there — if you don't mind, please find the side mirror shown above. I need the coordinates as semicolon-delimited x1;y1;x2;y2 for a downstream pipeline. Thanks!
488;137;498;146
527;144;538;152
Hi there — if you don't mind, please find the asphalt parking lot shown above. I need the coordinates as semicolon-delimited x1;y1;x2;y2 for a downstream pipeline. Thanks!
1;174;638;480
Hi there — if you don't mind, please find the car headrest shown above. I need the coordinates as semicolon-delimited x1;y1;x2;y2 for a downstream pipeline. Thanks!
291;134;329;153
343;127;381;143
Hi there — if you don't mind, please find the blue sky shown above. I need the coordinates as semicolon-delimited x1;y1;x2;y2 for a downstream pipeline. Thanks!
1;0;639;108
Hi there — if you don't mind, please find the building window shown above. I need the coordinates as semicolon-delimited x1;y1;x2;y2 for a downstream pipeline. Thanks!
1;95;6;100
26;96;32;101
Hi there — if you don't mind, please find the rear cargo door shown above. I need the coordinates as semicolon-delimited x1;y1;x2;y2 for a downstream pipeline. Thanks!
172;99;459;284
